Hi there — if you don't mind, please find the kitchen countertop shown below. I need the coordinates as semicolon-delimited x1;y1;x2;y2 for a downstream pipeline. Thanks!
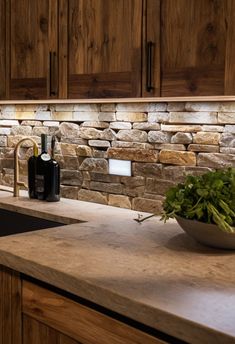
0;188;234;343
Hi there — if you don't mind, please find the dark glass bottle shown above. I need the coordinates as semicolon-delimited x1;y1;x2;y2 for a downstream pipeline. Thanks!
46;136;60;202
35;134;51;200
28;145;38;199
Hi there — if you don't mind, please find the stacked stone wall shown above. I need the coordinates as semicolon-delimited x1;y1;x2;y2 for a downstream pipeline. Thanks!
0;102;234;212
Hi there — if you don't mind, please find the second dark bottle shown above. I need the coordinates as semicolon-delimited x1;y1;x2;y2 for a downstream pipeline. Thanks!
35;134;51;200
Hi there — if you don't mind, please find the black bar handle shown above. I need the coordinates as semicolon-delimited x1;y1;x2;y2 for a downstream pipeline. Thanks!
49;51;57;96
146;41;154;92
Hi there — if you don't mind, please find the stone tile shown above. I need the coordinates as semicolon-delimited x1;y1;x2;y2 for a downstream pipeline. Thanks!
159;150;196;166
162;166;186;182
220;133;235;147
220;147;235;154
35;111;52;120
60;143;77;156
224;125;235;133
59;122;79;137
79;158;108;173
148;131;171;143
88;140;110;148
73;104;100;111
32;126;49;136
186;101;235;112
132;197;163;214
171;132;192;144
116;102;167;112
60;186;79;200
100;104;116;112
116;112;147;122
123;185;145;197
111;141;153;149
15;111;36;120
133;122;160;130
202;125;224;132
0;136;7;147
52;111;73;121
90;181;123;194
55;104;74;111
132;162;163;177
43;121;60;127
107;148;158;162
161;124;202;132
146;178;175;195
193;132;220;145
76;145;93;157
79;128;101;140
167;102;185;111
7;135;40;148
0;128;11;135
108;194;131;209
169;112;217;124
63;156;79;170
120;176;145;187
188;144;220;153
148;112;169;123
154;143;186;151
0;120;19;126
77;189;108;205
80;121;109;129
99;128;117;140
110;122;132;130
90;173;120;183
218;112;235;124
73;112;99;121
98;112;116;122
11;126;32;136
60;170;83;186
21;121;42;126
117;129;147;142
197;153;235;168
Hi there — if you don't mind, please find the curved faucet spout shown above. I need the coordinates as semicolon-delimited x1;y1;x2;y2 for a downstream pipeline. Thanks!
14;138;39;197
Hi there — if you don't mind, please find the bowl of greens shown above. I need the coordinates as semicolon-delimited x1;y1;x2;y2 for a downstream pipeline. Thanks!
161;168;235;249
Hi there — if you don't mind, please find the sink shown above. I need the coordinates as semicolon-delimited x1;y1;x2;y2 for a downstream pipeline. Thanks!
0;208;65;237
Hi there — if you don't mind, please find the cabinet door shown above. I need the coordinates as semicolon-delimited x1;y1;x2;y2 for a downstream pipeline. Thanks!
23;315;80;344
160;0;235;96
66;0;142;98
8;0;58;99
0;0;6;99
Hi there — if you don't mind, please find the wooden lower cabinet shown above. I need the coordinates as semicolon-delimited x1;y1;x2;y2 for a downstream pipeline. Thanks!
23;315;79;344
0;266;168;344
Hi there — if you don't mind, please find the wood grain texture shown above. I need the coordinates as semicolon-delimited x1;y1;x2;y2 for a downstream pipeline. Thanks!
0;265;22;344
161;0;227;96
22;280;166;344
9;0;58;99
0;0;6;99
224;0;235;94
68;0;142;98
23;315;82;344
142;0;160;97
58;0;68;98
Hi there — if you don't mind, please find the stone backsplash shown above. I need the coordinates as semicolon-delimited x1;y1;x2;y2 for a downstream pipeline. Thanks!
0;101;234;213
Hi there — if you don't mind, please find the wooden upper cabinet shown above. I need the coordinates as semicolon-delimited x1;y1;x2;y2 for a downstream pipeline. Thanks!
160;0;235;96
65;0;142;99
8;0;58;100
0;0;6;99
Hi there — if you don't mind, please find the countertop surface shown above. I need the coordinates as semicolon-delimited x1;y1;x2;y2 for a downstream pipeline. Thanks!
0;188;234;343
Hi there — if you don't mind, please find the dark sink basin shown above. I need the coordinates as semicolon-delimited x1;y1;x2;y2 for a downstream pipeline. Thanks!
0;208;65;237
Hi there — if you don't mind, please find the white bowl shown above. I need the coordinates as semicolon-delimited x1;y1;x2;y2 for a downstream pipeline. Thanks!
176;216;235;249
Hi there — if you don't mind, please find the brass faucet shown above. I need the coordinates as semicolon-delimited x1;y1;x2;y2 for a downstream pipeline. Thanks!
14;138;39;197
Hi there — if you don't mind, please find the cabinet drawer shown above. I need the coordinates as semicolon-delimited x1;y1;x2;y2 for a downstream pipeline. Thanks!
22;280;167;344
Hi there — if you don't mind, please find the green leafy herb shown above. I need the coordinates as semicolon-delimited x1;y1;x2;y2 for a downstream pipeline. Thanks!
161;168;235;233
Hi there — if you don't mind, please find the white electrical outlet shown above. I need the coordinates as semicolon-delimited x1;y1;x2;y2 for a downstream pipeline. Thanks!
109;159;131;176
